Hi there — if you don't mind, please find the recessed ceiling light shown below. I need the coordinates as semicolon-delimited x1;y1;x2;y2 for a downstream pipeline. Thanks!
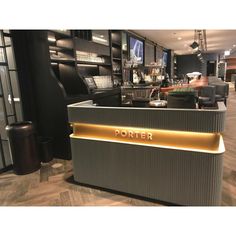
177;37;182;40
233;45;236;47
224;50;230;56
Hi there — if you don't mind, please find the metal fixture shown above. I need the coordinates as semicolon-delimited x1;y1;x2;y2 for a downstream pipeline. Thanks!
190;30;207;63
190;41;199;50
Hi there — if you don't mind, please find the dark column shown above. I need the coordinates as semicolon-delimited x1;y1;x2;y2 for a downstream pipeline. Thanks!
11;30;71;159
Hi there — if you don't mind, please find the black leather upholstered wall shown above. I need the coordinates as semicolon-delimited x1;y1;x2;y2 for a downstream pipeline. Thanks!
12;30;71;159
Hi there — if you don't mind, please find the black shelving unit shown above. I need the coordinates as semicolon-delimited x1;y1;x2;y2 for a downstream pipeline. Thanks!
22;30;117;161
10;29;176;161
48;30;71;39
74;36;112;82
110;30;123;85
77;61;111;66
112;42;121;47
51;58;75;63
48;31;73;74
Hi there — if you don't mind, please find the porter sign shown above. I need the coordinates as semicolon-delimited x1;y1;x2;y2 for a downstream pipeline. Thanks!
71;123;222;153
114;129;153;140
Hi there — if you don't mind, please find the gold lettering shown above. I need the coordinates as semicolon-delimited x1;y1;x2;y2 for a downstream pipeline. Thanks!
134;131;140;138
147;133;153;140
141;132;146;139
121;130;127;137
115;129;152;141
128;131;134;138
115;130;120;136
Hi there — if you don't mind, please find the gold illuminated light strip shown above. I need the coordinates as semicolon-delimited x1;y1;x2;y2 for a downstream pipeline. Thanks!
70;123;225;154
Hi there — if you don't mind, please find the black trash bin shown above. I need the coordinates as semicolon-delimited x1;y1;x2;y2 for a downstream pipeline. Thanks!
6;121;41;175
39;137;53;163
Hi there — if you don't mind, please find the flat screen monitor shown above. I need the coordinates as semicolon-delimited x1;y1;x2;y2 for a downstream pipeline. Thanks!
163;51;168;67
129;36;143;64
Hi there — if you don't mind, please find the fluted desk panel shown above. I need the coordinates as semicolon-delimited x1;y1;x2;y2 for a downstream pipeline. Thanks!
68;101;226;206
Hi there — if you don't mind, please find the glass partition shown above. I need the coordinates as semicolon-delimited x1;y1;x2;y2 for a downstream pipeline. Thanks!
0;30;23;171
0;48;5;62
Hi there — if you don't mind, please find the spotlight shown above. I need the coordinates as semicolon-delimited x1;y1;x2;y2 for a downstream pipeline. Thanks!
190;41;199;49
197;52;202;57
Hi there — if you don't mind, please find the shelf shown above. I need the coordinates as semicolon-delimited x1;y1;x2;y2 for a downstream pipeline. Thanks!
113;58;121;61
145;64;164;68
50;58;75;64
112;42;121;47
113;73;122;75
77;61;111;66
75;37;110;56
49;45;73;52
49;30;71;38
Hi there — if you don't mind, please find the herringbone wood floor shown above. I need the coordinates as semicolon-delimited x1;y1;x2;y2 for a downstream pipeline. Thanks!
0;84;236;206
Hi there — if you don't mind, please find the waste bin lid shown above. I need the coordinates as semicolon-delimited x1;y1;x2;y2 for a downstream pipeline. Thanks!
6;121;36;137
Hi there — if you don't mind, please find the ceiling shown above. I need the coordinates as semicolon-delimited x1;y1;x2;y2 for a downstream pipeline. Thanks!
133;30;236;55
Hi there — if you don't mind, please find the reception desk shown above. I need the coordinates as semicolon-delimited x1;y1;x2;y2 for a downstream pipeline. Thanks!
68;101;226;205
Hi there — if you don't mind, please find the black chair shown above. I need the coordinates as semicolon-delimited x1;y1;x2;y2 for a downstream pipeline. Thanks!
213;83;228;105
198;85;216;108
167;90;196;109
208;77;229;105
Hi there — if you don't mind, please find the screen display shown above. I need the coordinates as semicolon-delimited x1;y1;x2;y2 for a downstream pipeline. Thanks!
129;37;143;64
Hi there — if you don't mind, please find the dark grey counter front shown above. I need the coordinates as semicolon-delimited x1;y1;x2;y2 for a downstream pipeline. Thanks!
68;101;226;205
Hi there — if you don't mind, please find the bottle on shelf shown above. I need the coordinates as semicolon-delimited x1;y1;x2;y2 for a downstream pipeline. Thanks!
161;73;170;88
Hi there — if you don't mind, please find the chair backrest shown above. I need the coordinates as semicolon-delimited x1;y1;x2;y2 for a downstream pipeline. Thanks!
167;92;196;109
214;84;227;97
199;85;216;103
225;83;229;96
208;76;219;84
